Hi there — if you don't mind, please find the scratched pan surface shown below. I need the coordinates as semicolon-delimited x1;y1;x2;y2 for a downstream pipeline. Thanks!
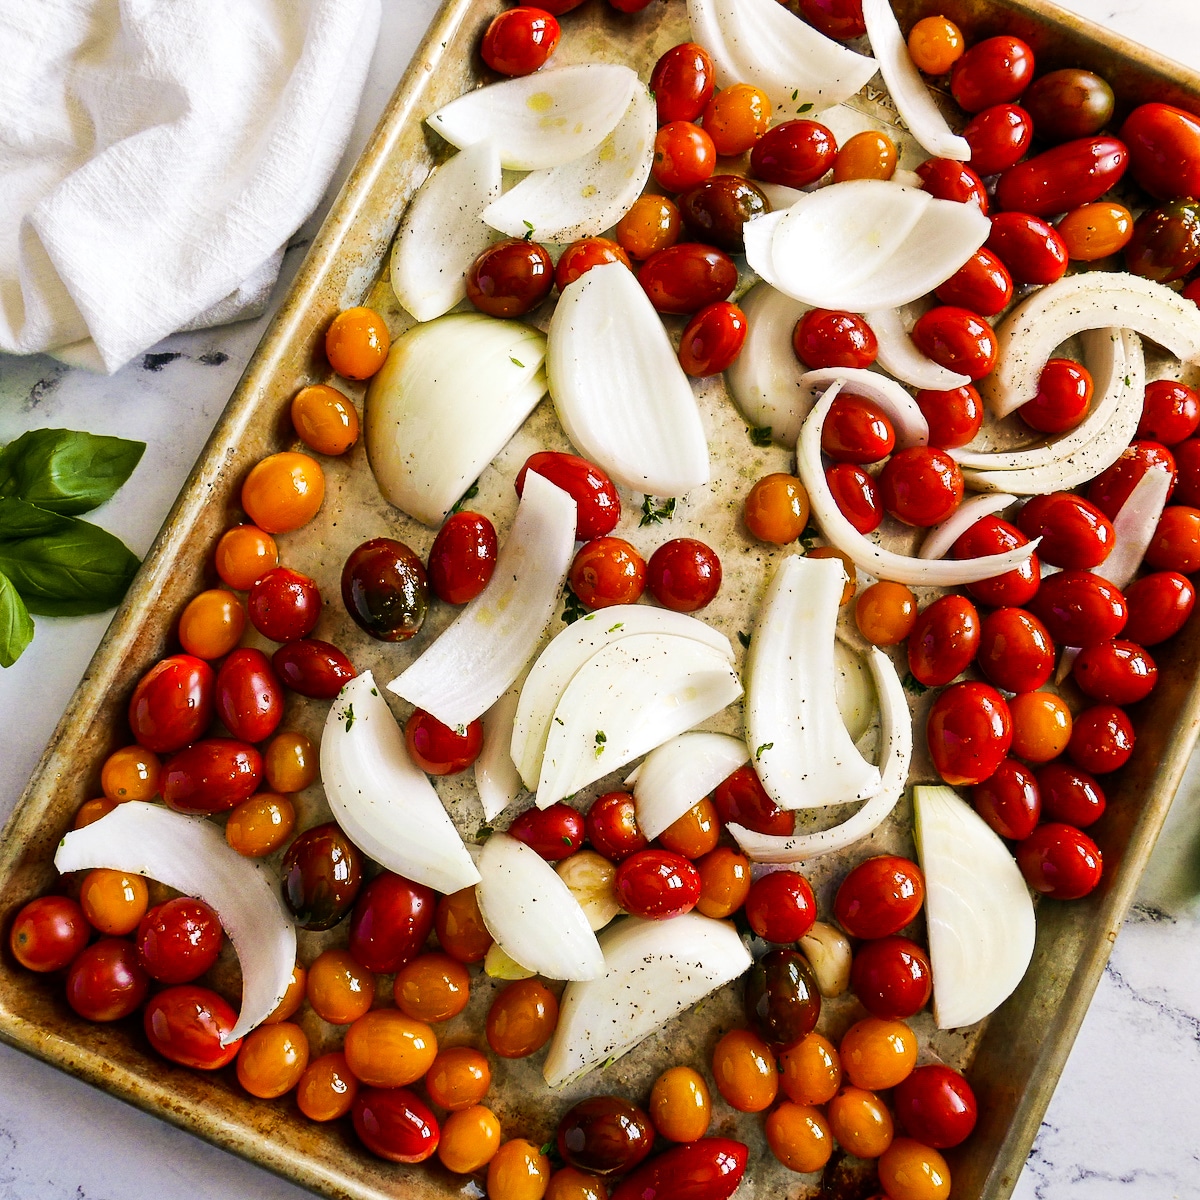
2;1;1200;1198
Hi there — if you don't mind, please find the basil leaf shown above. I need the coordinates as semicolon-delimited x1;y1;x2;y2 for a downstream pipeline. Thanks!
0;429;145;515
0;571;34;667
0;498;74;539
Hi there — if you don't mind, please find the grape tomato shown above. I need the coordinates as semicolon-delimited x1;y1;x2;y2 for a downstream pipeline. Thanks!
679;301;748;377
950;35;1035;112
638;243;737;314
826;464;884;534
916;158;989;211
426;513;497;606
516;452;620;541
247;567;321;642
834;856;925;940
795;311;878;372
480;7;560;77
749;120;837;189
678;176;768;252
650;42;715;125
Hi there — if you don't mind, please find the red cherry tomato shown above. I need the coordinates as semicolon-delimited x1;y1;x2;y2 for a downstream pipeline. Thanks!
646;538;722;612
826;464;883;533
555;237;632;291
1029;570;1127;647
272;639;355;699
793;310;878;371
570;537;647;608
749;120;838;188
1020;358;1094;434
1036;762;1107;828
353;1087;440;1163
927;681;1013;787
916;158;989;212
508;802;586;861
972;758;1041;840
516;452;621;541
950;35;1036;113
247;567;321;642
933;248;1014;317
9;895;90;973
66;938;149;1022
610;1138;748;1200
586;792;649;861
128;654;215;755
1015;823;1103;899
976;607;1055;693
137;898;222;984
1139;380;1200;444
894;1065;978;1149
143;984;241;1067
1017;492;1115;569
849;936;932;1020
907;595;980;688
915;384;984;449
910;306;997;381
427;511;497;605
615;850;701;919
480;7;559;76
986;211;1070;284
833;856;924;939
405;709;483;775
819;394;895;463
962;104;1034;175
652;121;717;192
879;446;965;527
639;243;737;314
711;765;795;838
954;516;1041;608
214;648;283;744
795;0;866;39
466;239;554;317
650;42;715;124
1068;704;1135;774
1087;442;1177;518
608;0;656;12
1147;505;1200;572
995;135;1129;216
1120;102;1200;201
347;872;436;974
1072;639;1158;704
679;301;748;376
162;738;262;814
744;870;817;942
1123;571;1196;644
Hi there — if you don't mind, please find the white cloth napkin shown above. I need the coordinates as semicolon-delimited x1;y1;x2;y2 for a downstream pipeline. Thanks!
0;0;381;373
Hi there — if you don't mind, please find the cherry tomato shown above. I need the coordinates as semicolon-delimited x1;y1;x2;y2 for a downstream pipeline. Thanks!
395;952;471;1023
927;681;1012;787
225;792;295;857
1029;572;1127;650
750;120;838;188
950;36;1035;113
555;238;632;291
910;307;997;381
489;1140;552;1199
144;984;240;1067
608;0;656;12
745;948;821;1050
516;452;620;541
953;516;1040;607
481;7;559;76
1023;68;1115;143
307;949;373;1025
435;887;492;963
744;871;817;943
826;464;883;533
695;846;751;919
650;1065;712;1143
1068;704;1135;774
971;758;1041;840
855;580;917;647
486;978;558;1058
646;538;722;612
795;0;865;39
1009;691;1073;763
243;450;326;534
66;938;149;1022
425;1045;491;1111
1121;102;1200;201
996;136;1129;216
850;936;933;1020
291;384;359;456
907;14;964;73
1137;380;1199;446
263;729;317;793
652;121;716;192
711;765;794;837
977;607;1055;693
214;524;278;591
1017;492;1115;569
1147;505;1200;572
348;871;435;974
879;447;965;527
214;648;283;744
894;1065;978;1150
962;104;1033;175
326;308;389;381
679;176;769;253
915;384;984;449
615;850;701;919
509;803;586;861
1037;762;1107;827
826;1086;894;1160
701;84;771;157
353;1087;440;1164
178;589;245;660
570;537;646;608
343;1008;438;1089
1123;571;1196;644
272;639;355;698
162;738;261;814
986;211;1069;284
9;895;89;972
638;243;737;314
556;1096;655;1176
237;1021;310;1100
128;654;214;755
933;248;1013;317
834;856;924;940
281;822;363;930
840;1017;918;1092
794;311;878;371
405;709;483;775
246;567;319;642
780;1033;842;1107
78;868;147;937
651;43;716;125
679;301;747;376
1073;639;1157;704
468;238;553;317
586;791;649;861
1016;822;1103;899
616;195;682;260
426;513;497;605
297;1052;359;1122
833;130;898;183
878;1139;952;1199
137;898;222;983
1057;201;1135;261
1088;442;1177;519
1021;359;1093;434
609;1139;748;1200
711;1029;778;1113
1124;200;1200;283
916;158;989;212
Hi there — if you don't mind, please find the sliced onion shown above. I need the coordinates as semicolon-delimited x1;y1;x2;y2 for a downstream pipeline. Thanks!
389;472;576;727
476;833;604;981
1094;461;1174;590
747;555;881;810
835;639;877;743
365;313;547;527
730;645;910;862
756;182;807;209
799;368;930;448
55;802;295;1044
484;85;655;243
913;784;1036;1029
633;732;750;840
536;632;743;808
322;673;481;895
866;304;971;390
427;64;639;171
389;141;501;323
547;262;709;496
476;689;524;822
512;606;733;791
862;0;970;160
984;272;1200;417
919;493;1017;560
798;381;1040;584
543;911;752;1087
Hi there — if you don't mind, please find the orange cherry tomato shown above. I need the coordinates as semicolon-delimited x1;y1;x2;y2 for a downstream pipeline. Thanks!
297;1051;359;1121
425;1046;492;1110
325;306;390;380
711;1028;778;1113
780;1032;842;1106
856;581;918;646
695;846;751;919
840;1017;918;1091
265;962;306;1023
487;978;559;1058
1057;201;1134;261
263;730;318;793
214;524;279;591
907;15;965;74
877;1137;952;1200
833;131;898;182
569;537;646;608
100;745;161;802
225;792;296;857
658;797;721;859
79;868;149;936
650;1065;712;1142
555;238;631;291
394;952;471;1023
344;1009;438;1088
435;887;493;963
1009;691;1073;762
178;588;246;660
827;1085;894;1159
616;196;682;261
236;1020;310;1099
701;84;771;156
438;1104;502;1174
74;797;119;828
306;947;376;1025
765;1102;834;1174
241;451;325;534
744;473;810;544
488;1139;551;1200
291;384;360;455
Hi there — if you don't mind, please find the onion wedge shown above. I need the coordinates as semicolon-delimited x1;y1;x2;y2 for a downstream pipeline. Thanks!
55;803;295;1045
426;64;639;171
322;673;481;895
511;607;733;791
747;554;881;810
799;368;930;449
798;381;1040;585
913;784;1036;1029
1094;461;1174;590
729;645;910;862
389;472;576;728
543;912;751;1087
476;834;604;981
633;732;750;840
547;262;709;497
836;640;877;743
919;493;1017;560
866;305;971;390
536;632;743;808
862;0;970;160
389;140;502;322
483;84;655;243
476;689;524;822
983;272;1200;416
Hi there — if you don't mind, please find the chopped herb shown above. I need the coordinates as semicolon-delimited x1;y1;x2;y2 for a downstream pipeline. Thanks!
749;424;773;446
693;998;707;1015
791;89;799;101
800;519;821;551
522;219;535;242
640;495;677;525
449;479;480;516
540;1141;555;1157
903;672;928;696
607;622;624;633
601;1056;617;1069
798;102;813;113
594;730;607;757
755;741;773;760
737;630;752;649
554;716;564;726
370;687;378;696
561;835;573;846
510;356;525;368
476;824;494;841
455;724;467;737
343;704;355;733
1124;375;1132;387
561;581;589;624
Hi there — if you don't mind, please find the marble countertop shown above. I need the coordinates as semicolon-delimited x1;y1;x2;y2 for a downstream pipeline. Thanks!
1;2;1198;1197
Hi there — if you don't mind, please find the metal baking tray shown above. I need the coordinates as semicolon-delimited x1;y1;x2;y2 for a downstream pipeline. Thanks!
2;1;1199;1198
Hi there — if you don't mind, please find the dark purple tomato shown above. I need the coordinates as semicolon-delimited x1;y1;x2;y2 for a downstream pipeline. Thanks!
1016;823;1103;899
711;766;795;838
1139;380;1200;445
795;310;878;371
1036;762;1107;828
342;537;429;640
614;850;701;919
480;7;560;76
933;248;1013;318
1021;359;1093;434
348;872;436;974
1121;102;1200;201
986;212;1069;284
162;738;261;814
849;936;932;1020
516;451;621;541
405;709;483;775
833;856;925;939
744;871;817;943
143;984;241;1068
971;758;1041;840
678;176;768;252
247;567;320;642
916;158;989;212
950;36;1035;113
795;0;865;39
962;104;1034;175
995;135;1129;216
638;244;738;314
586;792;650;861
907;594;980;688
954;516;1041;608
826;464;883;533
1072;639;1157;704
927;682;1013;787
281;822;364;930
65;938;149;1022
1022;69;1115;143
679;301;748;376
977;607;1055;693
1087;442;1177;518
426;513;497;605
879;446;965;527
609;1138;749;1200
1123;571;1196;644
910;307;997;381
272;639;355;698
749;120;837;188
1017;492;1115;569
128;654;215;755
136;898;222;984
894;1065;978;1149
466;238;554;317
1068;704;1135;774
557;1096;656;1176
1125;200;1200;283
215;648;283;744
646;538;722;612
650;42;715;125
1029;571;1127;647
744;948;821;1050
508;802;586;861
8;895;90;973
353;1087;440;1163
915;384;984;449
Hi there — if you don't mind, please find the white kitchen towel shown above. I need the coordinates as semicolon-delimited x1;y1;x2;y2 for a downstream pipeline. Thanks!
0;0;382;373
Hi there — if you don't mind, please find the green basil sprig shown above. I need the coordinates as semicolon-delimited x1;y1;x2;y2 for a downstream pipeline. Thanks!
0;573;33;668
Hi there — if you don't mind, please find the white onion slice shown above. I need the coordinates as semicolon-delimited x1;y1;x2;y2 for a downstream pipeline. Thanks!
913;784;1036;1029
799;367;930;448
365;314;547;527
484;84;655;243
476;834;604;981
537;633;743;808
388;472;576;727
543;912;751;1087
984;272;1200;416
866;305;972;390
836;640;877;743
747;555;881;810
919;493;1017;560
322;673;481;895
547;262;709;497
55;803;295;1045
685;0;741;85
1094;462;1174;590
862;0;970;160
798;381;1040;584
389;141;502;323
730;645;910;862
476;689;524;822
756;183;807;209
427;64;639;170
633;732;750;840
